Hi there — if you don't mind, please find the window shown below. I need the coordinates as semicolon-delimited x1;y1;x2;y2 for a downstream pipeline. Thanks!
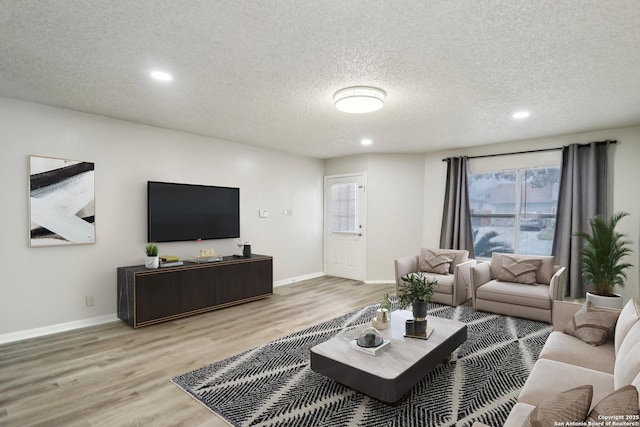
468;167;560;258
329;182;358;233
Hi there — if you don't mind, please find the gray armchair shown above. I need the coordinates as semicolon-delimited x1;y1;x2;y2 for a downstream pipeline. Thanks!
394;248;476;306
470;252;567;323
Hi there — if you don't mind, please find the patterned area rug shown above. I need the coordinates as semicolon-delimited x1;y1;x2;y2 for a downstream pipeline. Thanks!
172;302;551;426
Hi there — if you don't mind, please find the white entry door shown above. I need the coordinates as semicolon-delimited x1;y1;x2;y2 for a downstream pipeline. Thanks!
324;174;366;281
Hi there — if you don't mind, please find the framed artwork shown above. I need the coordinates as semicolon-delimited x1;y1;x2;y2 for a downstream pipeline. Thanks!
28;155;95;247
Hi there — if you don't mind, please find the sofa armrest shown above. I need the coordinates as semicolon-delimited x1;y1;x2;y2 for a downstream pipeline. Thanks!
548;266;567;301
552;300;583;331
470;261;491;307
394;255;419;294
454;259;476;304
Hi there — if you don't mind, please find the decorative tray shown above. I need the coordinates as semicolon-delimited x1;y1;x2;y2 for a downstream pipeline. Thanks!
189;256;223;263
349;339;391;356
404;327;435;340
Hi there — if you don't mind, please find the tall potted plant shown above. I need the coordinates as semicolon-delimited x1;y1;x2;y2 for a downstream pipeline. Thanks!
574;212;633;309
398;272;438;334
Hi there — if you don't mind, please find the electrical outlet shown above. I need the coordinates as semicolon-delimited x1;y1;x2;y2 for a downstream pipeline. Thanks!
86;296;95;307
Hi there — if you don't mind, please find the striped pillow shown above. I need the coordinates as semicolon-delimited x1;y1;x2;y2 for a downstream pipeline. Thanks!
419;250;455;275
586;385;638;423
564;302;620;346
524;385;593;427
497;255;542;285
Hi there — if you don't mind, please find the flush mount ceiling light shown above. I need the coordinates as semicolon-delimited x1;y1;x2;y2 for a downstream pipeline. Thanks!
512;111;530;119
361;138;373;146
334;86;386;114
150;70;173;82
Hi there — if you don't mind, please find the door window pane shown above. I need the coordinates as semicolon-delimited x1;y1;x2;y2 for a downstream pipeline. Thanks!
330;182;357;233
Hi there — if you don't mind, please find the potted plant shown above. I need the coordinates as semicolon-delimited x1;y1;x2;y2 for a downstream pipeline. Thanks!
145;243;159;269
574;212;633;309
398;271;439;334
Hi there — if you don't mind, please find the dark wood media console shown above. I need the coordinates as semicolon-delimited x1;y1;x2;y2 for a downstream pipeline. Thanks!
117;254;273;328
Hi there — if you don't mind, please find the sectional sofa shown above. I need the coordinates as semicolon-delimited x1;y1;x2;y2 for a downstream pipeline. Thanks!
474;298;640;426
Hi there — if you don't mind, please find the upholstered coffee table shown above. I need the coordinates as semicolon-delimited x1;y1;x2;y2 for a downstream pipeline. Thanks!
310;310;467;403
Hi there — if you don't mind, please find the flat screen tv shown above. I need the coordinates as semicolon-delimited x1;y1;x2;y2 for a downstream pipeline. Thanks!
147;181;240;242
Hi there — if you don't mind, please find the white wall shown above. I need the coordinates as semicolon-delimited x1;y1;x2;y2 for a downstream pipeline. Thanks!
0;97;324;337
324;154;425;282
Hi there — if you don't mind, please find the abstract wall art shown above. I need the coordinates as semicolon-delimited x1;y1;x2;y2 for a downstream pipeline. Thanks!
29;156;95;247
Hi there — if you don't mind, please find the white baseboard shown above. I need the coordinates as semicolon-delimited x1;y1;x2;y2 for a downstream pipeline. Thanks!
364;279;396;285
273;271;325;287
0;313;119;345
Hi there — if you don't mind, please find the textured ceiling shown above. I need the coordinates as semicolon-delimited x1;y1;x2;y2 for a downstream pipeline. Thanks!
1;1;639;159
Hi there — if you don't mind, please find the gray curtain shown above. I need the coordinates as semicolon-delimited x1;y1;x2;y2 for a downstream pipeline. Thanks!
440;156;474;257
552;141;611;299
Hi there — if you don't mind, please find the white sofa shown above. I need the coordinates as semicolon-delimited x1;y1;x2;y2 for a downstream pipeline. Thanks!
394;248;475;306
471;252;567;323
473;299;640;426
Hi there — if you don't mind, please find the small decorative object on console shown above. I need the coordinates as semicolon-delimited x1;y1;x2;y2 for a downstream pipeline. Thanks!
243;242;252;257
144;243;159;269
235;239;245;257
199;248;215;257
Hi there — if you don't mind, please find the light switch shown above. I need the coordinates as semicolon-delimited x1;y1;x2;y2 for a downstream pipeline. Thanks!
259;209;269;218
283;209;293;216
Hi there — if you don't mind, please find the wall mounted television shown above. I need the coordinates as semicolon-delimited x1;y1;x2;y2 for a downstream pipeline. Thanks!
147;181;240;243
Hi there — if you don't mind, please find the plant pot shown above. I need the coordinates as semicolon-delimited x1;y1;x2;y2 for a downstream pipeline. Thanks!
412;301;428;334
412;301;428;318
586;292;623;309
145;256;159;269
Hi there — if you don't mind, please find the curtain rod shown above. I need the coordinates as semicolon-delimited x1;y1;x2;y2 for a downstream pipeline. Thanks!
441;140;617;162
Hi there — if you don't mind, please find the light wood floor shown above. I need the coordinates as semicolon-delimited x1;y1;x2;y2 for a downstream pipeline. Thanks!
0;277;396;427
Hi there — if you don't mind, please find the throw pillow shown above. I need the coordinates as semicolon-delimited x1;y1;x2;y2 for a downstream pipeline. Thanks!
419;249;455;275
564;302;620;346
524;385;593;427
497;255;542;285
586;385;639;423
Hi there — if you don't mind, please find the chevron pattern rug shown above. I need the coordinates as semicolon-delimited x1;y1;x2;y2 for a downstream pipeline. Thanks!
172;302;551;427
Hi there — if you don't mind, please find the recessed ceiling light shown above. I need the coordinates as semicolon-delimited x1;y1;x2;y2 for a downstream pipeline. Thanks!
512;111;530;119
334;86;385;114
150;70;173;82
361;139;373;146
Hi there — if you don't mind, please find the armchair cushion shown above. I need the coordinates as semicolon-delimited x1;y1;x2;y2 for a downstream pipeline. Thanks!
419;249;456;275
490;253;555;285
563;302;619;346
496;255;542;285
475;280;552;309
